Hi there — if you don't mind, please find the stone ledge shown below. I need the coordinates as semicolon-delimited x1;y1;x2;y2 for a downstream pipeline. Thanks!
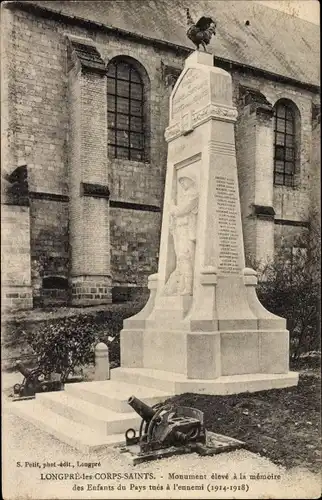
111;367;299;395
1;301;145;325
81;182;110;199
165;103;238;142
65;33;106;75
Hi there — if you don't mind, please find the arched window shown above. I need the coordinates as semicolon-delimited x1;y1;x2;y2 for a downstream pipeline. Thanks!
107;59;145;161
273;101;296;186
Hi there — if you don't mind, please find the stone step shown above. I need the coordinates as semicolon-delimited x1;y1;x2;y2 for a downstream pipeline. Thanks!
111;367;299;394
64;380;172;412
111;367;183;392
36;391;141;435
9;399;126;453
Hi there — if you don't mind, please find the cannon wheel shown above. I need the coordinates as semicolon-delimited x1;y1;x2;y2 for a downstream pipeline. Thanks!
23;369;46;396
146;406;167;441
35;370;48;392
13;383;21;394
145;403;174;442
138;402;166;440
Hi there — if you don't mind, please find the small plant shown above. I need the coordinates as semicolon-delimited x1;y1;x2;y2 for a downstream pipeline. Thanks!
23;316;98;383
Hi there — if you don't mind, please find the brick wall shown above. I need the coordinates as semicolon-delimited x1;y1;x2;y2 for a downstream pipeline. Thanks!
310;119;321;223
29;198;69;305
110;207;161;288
6;9;69;194
233;71;318;260
2;6;185;305
3;4;319;308
1;204;33;310
1;8;13;175
235;105;257;263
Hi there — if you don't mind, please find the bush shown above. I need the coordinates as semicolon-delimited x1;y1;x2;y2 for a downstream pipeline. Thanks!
256;223;320;361
15;302;144;381
23;316;97;382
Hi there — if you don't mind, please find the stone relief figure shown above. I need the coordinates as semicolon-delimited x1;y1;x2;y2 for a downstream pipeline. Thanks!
164;175;199;296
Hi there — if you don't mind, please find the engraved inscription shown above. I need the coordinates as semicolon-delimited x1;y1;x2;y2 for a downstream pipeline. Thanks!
172;69;209;120
215;176;240;275
208;141;235;157
210;73;231;103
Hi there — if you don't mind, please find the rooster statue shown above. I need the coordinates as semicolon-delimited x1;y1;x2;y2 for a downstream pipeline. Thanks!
186;8;216;51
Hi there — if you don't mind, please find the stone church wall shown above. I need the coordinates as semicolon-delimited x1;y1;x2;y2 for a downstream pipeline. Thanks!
232;71;317;263
1;204;33;310
29;198;69;306
3;6;186;305
2;4;320;309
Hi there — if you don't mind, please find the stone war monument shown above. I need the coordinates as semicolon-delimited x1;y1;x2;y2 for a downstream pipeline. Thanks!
113;51;299;394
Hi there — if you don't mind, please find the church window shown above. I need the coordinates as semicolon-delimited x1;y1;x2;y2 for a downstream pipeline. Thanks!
107;60;145;161
273;102;296;187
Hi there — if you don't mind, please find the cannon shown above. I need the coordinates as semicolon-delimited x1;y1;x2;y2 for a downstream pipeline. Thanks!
121;396;246;464
126;395;206;452
13;360;62;400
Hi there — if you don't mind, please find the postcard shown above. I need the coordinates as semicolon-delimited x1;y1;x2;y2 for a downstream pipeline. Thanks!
1;1;320;498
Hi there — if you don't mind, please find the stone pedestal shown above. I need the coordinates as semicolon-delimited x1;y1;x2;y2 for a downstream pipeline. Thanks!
118;52;298;393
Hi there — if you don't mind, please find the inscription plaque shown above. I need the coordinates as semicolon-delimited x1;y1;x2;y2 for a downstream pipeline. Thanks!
171;69;209;121
210;72;231;104
215;176;241;275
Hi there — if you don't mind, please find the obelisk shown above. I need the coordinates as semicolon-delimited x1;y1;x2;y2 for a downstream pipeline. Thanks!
114;52;298;394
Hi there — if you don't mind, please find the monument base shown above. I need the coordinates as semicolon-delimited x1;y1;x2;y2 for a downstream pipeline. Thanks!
121;322;290;378
120;271;297;393
111;367;299;395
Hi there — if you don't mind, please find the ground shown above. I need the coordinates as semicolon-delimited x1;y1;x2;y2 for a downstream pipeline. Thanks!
2;407;321;500
165;369;321;474
2;359;321;499
2;358;321;474
2;306;321;499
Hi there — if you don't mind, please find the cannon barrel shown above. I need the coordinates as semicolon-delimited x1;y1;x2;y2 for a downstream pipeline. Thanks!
15;360;33;378
128;396;156;423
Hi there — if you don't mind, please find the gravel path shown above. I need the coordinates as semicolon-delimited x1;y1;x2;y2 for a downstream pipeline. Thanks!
2;401;320;500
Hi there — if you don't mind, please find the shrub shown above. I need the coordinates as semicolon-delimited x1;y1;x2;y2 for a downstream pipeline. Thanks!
23;316;97;382
256;222;320;361
16;302;144;380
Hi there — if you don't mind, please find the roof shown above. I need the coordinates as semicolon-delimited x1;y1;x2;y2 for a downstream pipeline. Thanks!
18;1;321;87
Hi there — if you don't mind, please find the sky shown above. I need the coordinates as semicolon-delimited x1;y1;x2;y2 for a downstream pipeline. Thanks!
257;0;320;24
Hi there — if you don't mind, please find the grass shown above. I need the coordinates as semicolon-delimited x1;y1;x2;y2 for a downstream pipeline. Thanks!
165;367;321;474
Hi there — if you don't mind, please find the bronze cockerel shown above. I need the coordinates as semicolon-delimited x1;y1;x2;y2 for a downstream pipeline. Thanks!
186;8;216;51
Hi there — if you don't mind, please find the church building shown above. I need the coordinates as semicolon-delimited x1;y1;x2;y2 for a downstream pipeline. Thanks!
1;0;320;311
